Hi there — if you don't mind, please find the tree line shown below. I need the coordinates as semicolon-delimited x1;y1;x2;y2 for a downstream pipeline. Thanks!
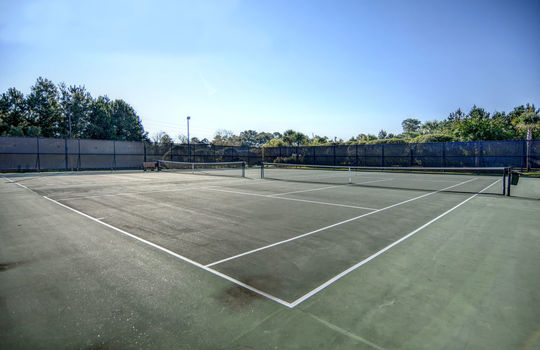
0;77;148;141
155;104;539;147
2;78;538;146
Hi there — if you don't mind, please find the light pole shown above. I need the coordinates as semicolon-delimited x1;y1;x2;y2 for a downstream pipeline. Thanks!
187;116;191;162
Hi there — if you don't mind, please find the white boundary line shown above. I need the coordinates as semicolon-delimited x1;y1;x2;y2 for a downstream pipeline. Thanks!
206;178;477;267
267;185;345;196
288;179;502;307
204;187;379;211
266;178;395;197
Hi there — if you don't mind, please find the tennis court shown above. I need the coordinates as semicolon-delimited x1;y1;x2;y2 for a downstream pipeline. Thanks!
1;164;539;349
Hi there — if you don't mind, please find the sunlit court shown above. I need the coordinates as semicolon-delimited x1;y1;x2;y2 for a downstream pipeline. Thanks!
2;163;539;348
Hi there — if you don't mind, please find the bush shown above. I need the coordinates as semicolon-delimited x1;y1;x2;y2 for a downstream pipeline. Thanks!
411;133;455;143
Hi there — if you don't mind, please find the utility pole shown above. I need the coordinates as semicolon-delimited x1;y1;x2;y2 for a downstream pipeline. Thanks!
187;116;191;162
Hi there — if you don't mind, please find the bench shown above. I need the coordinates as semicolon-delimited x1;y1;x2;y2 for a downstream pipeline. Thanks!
142;161;158;171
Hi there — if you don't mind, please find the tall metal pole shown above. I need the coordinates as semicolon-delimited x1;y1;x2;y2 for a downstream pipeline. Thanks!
187;116;191;162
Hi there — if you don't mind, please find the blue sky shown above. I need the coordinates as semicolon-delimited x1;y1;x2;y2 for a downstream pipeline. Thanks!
1;0;539;141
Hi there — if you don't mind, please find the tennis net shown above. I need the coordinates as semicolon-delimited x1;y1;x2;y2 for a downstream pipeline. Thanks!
158;160;246;178
261;162;513;195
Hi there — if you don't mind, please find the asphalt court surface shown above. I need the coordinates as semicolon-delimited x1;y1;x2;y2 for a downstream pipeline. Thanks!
5;169;503;304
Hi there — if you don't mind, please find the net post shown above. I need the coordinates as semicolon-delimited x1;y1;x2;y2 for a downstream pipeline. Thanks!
502;167;507;196
261;163;265;178
242;162;245;178
506;167;512;196
348;167;352;184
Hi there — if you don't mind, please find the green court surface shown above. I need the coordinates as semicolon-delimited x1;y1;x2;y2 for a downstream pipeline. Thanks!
1;168;539;349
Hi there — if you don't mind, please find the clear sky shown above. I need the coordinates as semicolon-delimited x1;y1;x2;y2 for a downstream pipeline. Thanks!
1;0;539;141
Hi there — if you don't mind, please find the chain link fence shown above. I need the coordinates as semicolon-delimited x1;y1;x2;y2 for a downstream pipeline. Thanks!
1;136;538;172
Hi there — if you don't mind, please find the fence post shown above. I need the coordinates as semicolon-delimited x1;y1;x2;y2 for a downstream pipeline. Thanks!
77;139;81;170
355;144;359;166
442;142;446;167
143;143;147;162
113;141;117;170
410;144;414;166
364;144;367;166
474;142;480;167
478;142;483;167
333;145;336;166
313;147;316;165
381;144;385;167
36;137;41;171
170;143;173;161
522;140;527;170
65;138;69;170
296;146;299;164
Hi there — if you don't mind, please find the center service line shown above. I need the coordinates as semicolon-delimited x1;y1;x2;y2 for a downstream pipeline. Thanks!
206;177;477;267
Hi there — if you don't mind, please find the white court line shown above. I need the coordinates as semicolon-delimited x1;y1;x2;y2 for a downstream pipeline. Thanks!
206;178;477;267
204;188;378;211
35;195;294;308
2;176;33;191
54;178;255;201
56;186;213;201
267;185;345;196
289;178;502;307
266;178;395;197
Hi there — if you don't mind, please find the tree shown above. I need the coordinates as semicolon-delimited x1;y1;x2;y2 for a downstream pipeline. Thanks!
451;106;513;141
263;138;286;147
282;130;308;146
152;131;173;144
177;134;188;143
0;88;27;136
282;129;296;146
311;135;329;145
111;99;147;141
239;130;258;146
59;83;92;138
516;106;540;170
378;130;387;139
517;107;540;140
291;132;308;146
85;96;115;139
401;118;421;133
212;129;239;146
26;77;62;137
420;120;440;134
254;132;273;146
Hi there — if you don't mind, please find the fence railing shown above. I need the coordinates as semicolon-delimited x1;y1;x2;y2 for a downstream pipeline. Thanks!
1;136;538;172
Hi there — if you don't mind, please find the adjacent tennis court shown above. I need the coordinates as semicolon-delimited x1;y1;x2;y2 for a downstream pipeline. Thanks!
1;164;539;349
